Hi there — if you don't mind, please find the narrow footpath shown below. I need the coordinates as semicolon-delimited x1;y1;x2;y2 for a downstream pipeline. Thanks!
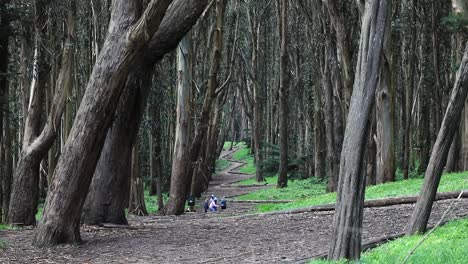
1;148;467;263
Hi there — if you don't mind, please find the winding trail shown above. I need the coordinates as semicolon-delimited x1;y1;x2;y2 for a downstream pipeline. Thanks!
1;148;467;263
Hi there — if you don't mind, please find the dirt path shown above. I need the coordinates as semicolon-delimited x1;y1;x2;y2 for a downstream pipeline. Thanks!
1;148;467;264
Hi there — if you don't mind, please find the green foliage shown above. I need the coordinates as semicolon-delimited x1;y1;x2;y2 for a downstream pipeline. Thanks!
36;203;44;221
250;171;468;213
0;223;9;230
144;190;169;214
441;13;468;33
310;218;468;264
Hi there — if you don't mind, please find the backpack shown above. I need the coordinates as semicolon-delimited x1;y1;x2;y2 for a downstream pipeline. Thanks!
220;199;227;209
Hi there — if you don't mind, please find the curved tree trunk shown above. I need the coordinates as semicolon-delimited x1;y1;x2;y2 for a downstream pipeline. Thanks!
33;0;173;247
81;70;149;225
328;0;390;260
82;0;209;224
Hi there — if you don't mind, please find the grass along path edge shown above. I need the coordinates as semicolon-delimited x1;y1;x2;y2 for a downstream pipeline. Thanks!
238;172;468;212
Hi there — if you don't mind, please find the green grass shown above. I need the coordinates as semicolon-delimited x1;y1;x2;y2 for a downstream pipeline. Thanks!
216;159;230;172
223;141;247;149
230;147;256;174
237;174;279;186
144;190;170;214
244;171;468;213
238;177;327;201
0;223;9;230
311;218;468;264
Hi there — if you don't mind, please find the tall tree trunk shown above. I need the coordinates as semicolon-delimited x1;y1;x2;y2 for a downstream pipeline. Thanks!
128;142;148;216
8;0;51;225
166;33;193;215
178;0;226;213
407;44;468;234
403;0;417;179
0;0;11;222
375;5;395;184
277;0;289;188
33;0;173;246
81;70;150;225
328;0;390;260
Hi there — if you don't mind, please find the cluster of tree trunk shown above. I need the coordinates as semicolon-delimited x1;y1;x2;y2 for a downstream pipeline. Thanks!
0;1;467;262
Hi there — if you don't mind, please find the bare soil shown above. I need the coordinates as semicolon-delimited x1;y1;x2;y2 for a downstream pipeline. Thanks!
1;148;467;264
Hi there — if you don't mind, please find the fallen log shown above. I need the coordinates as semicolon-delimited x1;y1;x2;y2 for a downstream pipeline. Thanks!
226;190;468;219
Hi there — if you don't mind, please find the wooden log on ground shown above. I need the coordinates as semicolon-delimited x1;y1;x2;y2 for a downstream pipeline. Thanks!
226;190;468;219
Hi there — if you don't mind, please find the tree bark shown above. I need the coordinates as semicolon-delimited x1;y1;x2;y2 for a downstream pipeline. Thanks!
166;33;193;215
407;44;468;234
375;4;395;184
82;0;209;225
128;142;148;216
402;0;417;179
81;70;150;225
33;0;173;246
8;0;51;225
277;0;289;188
328;0;390;260
170;0;226;214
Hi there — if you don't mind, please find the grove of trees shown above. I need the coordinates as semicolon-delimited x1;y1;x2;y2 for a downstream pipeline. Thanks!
1;0;468;261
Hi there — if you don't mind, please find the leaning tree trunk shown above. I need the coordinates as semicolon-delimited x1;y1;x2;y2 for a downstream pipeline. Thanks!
81;70;150;225
407;44;468;234
33;0;173;247
81;0;209;225
166;33;193;215
277;0;289;188
328;0;390;261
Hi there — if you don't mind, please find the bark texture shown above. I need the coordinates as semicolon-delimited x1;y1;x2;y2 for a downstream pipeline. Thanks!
328;0;390;260
81;0;208;225
166;34;193;215
33;0;173;246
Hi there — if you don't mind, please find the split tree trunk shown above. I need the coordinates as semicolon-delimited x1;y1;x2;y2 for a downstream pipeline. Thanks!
33;0;173;247
407;44;468;234
82;0;209;224
8;0;52;225
328;0;390;260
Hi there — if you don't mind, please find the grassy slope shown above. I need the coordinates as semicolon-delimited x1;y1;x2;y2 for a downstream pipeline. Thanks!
243;172;467;212
311;218;468;264
230;146;256;175
227;142;468;211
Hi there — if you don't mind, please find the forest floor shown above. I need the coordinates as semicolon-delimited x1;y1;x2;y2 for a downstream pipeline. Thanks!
1;148;468;264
